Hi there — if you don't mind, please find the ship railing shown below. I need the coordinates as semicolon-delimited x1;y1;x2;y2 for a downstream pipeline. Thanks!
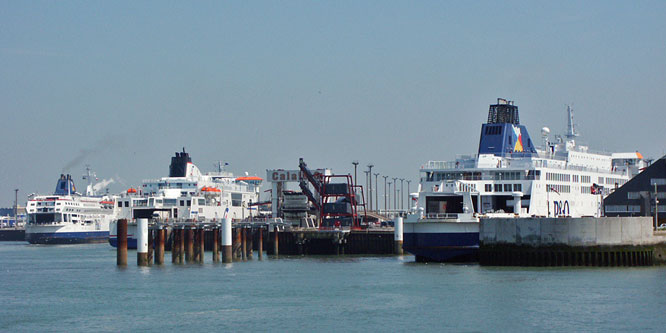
424;213;459;220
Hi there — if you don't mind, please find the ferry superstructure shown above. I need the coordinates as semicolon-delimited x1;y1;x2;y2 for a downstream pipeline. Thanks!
25;173;118;244
403;99;646;262
109;149;262;248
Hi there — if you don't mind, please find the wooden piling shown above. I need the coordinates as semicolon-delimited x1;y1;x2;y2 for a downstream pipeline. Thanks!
171;227;179;263
248;228;254;259
198;227;205;263
273;225;279;257
137;218;149;266
148;228;154;264
213;226;220;262
241;228;247;261
116;219;127;266
186;227;194;263
155;228;165;265
258;227;263;260
222;217;233;263
234;227;242;260
178;228;184;263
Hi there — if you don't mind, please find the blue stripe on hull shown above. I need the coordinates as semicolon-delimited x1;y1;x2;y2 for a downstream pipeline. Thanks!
108;237;137;249
403;232;479;262
26;231;109;245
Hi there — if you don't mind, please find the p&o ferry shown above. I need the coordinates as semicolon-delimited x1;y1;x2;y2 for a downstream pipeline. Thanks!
403;98;646;262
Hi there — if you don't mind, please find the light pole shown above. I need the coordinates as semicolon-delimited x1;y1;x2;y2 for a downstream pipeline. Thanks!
364;170;370;209
388;181;392;210
656;183;659;230
352;161;359;187
397;188;400;211
383;176;388;211
374;173;379;213
406;180;411;210
393;177;398;209
367;164;374;211
400;178;405;210
14;188;18;226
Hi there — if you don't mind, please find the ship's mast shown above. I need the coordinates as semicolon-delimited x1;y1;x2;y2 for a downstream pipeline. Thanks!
83;165;96;196
566;105;578;140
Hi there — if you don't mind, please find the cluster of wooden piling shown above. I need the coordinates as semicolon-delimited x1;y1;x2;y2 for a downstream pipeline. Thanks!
116;219;275;267
479;245;656;267
115;217;403;267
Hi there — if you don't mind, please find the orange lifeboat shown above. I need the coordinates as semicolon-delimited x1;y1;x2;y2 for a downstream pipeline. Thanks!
127;188;138;194
235;176;263;182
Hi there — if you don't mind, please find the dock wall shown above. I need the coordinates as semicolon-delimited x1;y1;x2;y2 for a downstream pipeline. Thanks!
480;217;666;266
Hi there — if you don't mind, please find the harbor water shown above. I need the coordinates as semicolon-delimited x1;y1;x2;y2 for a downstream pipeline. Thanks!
1;242;665;332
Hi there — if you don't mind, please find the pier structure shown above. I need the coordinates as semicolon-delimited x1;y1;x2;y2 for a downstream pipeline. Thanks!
115;217;402;266
479;216;666;266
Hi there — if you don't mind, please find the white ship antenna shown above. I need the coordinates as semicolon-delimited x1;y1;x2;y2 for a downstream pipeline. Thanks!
83;165;97;196
566;104;578;140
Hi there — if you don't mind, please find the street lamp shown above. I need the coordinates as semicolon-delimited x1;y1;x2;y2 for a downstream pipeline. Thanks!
374;173;379;213
352;161;359;187
406;180;412;210
383;176;388;211
392;177;398;211
388;181;392;210
400;178;405;210
367;164;374;211
364;170;370;209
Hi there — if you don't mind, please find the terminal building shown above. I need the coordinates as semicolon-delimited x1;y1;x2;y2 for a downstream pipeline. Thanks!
604;156;665;227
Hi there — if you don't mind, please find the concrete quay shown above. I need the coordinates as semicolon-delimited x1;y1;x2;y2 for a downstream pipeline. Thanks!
480;217;666;266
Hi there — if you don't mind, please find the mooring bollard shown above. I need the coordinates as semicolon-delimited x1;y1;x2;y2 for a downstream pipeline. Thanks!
273;225;279;257
258;227;263;260
394;216;404;255
222;217;232;263
117;219;128;266
213;226;220;262
137;218;149;266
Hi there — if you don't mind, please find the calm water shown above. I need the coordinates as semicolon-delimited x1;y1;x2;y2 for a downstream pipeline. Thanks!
1;242;665;332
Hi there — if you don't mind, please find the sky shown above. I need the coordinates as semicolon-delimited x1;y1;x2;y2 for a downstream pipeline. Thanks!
1;1;665;206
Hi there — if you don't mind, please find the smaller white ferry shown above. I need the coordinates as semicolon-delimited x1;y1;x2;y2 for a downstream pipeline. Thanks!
25;172;118;244
108;149;262;248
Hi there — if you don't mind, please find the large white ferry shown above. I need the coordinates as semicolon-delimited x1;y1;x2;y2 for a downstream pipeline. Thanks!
25;171;118;244
404;98;646;262
109;149;262;248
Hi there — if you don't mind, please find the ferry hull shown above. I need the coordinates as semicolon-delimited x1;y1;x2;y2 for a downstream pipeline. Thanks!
403;220;480;262
108;237;137;249
25;231;109;244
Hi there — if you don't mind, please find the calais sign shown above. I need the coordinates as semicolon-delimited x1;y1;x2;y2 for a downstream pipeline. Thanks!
266;170;302;182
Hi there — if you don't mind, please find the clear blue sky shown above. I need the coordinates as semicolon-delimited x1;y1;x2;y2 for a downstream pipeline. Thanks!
1;1;665;205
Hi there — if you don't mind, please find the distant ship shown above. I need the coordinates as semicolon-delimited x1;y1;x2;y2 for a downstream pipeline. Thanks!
403;99;646;262
25;170;118;244
109;149;262;248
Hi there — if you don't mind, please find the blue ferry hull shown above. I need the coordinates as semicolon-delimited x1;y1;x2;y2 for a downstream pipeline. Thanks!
25;231;109;244
403;231;479;262
108;237;137;249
